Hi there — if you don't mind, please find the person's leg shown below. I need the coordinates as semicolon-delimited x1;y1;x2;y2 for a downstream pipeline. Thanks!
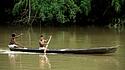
16;43;24;48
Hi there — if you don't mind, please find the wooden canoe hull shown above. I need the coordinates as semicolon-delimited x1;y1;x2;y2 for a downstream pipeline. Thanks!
9;47;117;54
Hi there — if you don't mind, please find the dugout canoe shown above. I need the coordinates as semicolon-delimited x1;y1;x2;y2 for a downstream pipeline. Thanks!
9;46;118;54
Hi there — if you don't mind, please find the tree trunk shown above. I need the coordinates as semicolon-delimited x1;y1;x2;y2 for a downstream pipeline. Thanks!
28;0;31;25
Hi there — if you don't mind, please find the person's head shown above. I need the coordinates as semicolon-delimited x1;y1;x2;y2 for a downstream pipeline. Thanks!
12;33;16;37
40;34;43;37
40;34;44;39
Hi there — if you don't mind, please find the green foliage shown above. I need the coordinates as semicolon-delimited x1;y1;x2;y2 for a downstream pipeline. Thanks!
12;0;91;24
31;0;80;23
12;0;28;16
12;0;125;25
111;0;122;12
80;0;91;16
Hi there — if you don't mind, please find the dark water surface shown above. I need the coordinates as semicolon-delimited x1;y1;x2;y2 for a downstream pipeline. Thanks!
0;26;125;70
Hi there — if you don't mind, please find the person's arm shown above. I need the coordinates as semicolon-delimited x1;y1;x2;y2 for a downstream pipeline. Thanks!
44;39;49;44
13;38;18;45
15;33;23;38
43;40;48;45
39;40;47;47
44;40;47;43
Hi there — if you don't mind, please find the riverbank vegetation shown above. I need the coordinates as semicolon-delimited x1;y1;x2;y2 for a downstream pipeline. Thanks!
1;0;125;27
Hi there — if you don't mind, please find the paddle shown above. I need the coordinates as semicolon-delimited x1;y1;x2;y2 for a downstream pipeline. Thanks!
17;33;26;48
44;35;52;54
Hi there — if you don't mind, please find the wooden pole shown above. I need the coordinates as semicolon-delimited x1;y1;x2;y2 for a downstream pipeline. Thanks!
44;36;52;54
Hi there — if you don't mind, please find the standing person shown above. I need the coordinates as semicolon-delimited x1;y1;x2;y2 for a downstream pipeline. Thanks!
8;33;23;48
39;34;48;49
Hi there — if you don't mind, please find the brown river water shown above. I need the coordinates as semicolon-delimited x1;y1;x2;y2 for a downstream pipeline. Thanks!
0;25;125;70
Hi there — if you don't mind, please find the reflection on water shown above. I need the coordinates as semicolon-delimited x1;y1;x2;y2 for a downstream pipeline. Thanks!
8;54;23;70
8;54;16;70
39;55;51;70
0;26;121;49
2;51;123;70
0;26;125;70
48;54;120;70
8;54;51;70
6;53;119;70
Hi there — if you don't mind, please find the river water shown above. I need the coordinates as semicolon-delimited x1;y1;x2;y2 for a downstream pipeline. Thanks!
0;25;125;70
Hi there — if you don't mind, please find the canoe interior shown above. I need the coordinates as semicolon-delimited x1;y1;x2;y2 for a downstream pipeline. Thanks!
9;47;117;54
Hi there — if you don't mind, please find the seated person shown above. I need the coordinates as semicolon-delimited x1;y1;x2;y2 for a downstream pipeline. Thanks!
39;34;48;49
8;33;23;48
